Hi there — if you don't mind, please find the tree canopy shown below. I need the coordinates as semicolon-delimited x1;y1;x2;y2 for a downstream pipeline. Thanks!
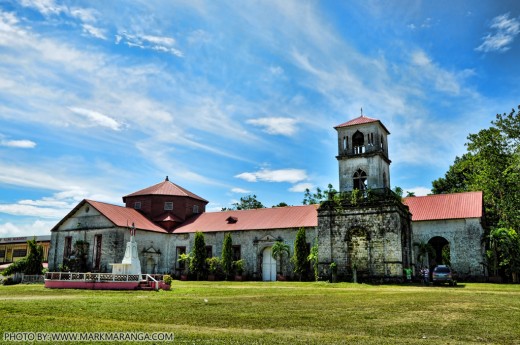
432;105;520;230
302;184;336;205
224;195;265;210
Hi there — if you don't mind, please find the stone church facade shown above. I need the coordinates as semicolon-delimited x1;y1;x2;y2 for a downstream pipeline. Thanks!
48;114;487;281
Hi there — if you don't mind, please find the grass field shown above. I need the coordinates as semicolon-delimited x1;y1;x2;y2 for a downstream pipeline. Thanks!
1;281;520;344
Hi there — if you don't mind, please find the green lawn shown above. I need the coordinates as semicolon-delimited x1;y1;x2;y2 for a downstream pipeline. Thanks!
1;281;520;344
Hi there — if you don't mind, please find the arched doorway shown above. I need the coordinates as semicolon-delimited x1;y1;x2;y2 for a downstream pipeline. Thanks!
428;236;450;267
262;247;276;281
146;258;156;274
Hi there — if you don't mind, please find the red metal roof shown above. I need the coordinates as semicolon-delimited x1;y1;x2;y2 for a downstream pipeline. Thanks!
174;205;318;233
86;200;167;233
334;115;390;134
123;178;208;203
403;192;483;221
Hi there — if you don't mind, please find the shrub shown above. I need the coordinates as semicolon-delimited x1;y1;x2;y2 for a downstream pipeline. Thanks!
221;233;233;280
206;257;221;274
233;259;245;275
162;275;173;285
190;232;207;280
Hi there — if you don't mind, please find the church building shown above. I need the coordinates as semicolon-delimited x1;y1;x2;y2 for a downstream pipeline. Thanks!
47;114;487;281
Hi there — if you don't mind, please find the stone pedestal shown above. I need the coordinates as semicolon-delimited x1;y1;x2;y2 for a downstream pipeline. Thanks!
110;236;141;275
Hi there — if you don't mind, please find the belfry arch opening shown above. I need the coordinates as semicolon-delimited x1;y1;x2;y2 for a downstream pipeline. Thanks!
352;130;364;154
353;169;367;190
428;236;450;267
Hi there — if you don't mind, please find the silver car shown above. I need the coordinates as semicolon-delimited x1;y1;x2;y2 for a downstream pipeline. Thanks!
432;265;456;286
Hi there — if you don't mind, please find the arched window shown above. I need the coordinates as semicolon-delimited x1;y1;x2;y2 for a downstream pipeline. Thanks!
353;169;367;190
380;135;384;150
353;131;364;154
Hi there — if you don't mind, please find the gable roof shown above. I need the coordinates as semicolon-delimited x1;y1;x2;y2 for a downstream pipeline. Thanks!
51;200;167;233
334;115;390;134
403;191;483;221
123;178;208;203
174;205;318;234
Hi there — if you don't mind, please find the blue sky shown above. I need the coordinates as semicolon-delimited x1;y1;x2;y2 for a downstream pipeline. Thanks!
0;0;519;237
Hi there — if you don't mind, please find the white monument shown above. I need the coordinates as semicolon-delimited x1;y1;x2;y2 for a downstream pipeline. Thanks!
111;223;142;275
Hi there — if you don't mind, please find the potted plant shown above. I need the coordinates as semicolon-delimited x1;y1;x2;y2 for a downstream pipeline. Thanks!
160;274;172;290
271;241;290;281
178;252;191;281
330;262;338;283
233;259;245;281
206;257;220;281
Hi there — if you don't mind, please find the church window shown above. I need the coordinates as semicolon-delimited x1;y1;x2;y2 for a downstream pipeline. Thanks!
232;245;241;261
0;250;5;260
353;130;364;154
64;236;72;258
164;202;173;211
206;245;213;258
176;246;186;270
134;202;141;210
381;135;384;150
93;235;102;271
353;169;367;190
193;205;199;214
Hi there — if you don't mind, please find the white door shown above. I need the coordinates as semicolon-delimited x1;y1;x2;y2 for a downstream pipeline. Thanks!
262;247;277;281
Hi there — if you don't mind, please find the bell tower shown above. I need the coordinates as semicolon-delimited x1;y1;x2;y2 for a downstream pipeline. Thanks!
334;113;391;192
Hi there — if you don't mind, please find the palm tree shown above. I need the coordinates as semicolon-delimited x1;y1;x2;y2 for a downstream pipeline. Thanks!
413;241;436;268
271;241;290;276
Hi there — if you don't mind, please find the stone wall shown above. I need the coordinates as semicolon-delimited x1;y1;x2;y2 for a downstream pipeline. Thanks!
317;197;412;282
411;218;486;279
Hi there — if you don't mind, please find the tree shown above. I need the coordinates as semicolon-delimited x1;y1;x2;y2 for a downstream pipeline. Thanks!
292;227;308;281
25;238;44;275
307;241;319;281
432;105;520;231
221;233;233;280
272;202;289;208
232;195;264;210
271;241;290;275
414;241;436;268
487;228;520;280
190;232;207;280
1;238;44;276
303;184;336;205
405;191;416;197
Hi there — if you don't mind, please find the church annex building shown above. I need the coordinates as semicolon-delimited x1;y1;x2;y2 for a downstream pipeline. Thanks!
48;115;486;281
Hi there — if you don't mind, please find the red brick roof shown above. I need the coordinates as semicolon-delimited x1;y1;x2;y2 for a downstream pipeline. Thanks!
51;200;167;233
403;192;483;221
335;115;390;134
123;179;208;203
174;205;318;233
87;200;168;233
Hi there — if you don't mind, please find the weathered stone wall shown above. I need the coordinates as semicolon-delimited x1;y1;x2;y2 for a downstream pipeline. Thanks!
48;203;171;274
411;218;486;278
171;227;317;280
318;199;412;282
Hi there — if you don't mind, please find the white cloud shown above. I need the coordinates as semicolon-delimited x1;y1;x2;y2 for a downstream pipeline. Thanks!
231;187;251;194
0;220;56;237
235;169;308;183
247;117;298;136
476;13;520;53
82;24;106;40
69;8;98;23
404;186;431;197
20;0;66;16
68;107;123;131
289;183;313;192
0;139;36;148
116;32;183;57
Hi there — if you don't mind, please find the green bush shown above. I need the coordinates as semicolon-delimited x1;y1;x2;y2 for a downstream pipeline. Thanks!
162;275;172;285
233;259;245;275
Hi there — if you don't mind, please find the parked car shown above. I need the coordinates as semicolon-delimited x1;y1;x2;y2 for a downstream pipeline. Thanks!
432;265;456;286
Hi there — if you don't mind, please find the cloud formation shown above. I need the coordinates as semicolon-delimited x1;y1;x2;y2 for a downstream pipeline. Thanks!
0;139;36;148
68;107;123;131
476;13;520;53
235;168;308;183
247;117;298;136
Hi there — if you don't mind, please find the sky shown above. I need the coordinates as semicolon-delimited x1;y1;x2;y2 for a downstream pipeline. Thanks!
0;0;519;238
